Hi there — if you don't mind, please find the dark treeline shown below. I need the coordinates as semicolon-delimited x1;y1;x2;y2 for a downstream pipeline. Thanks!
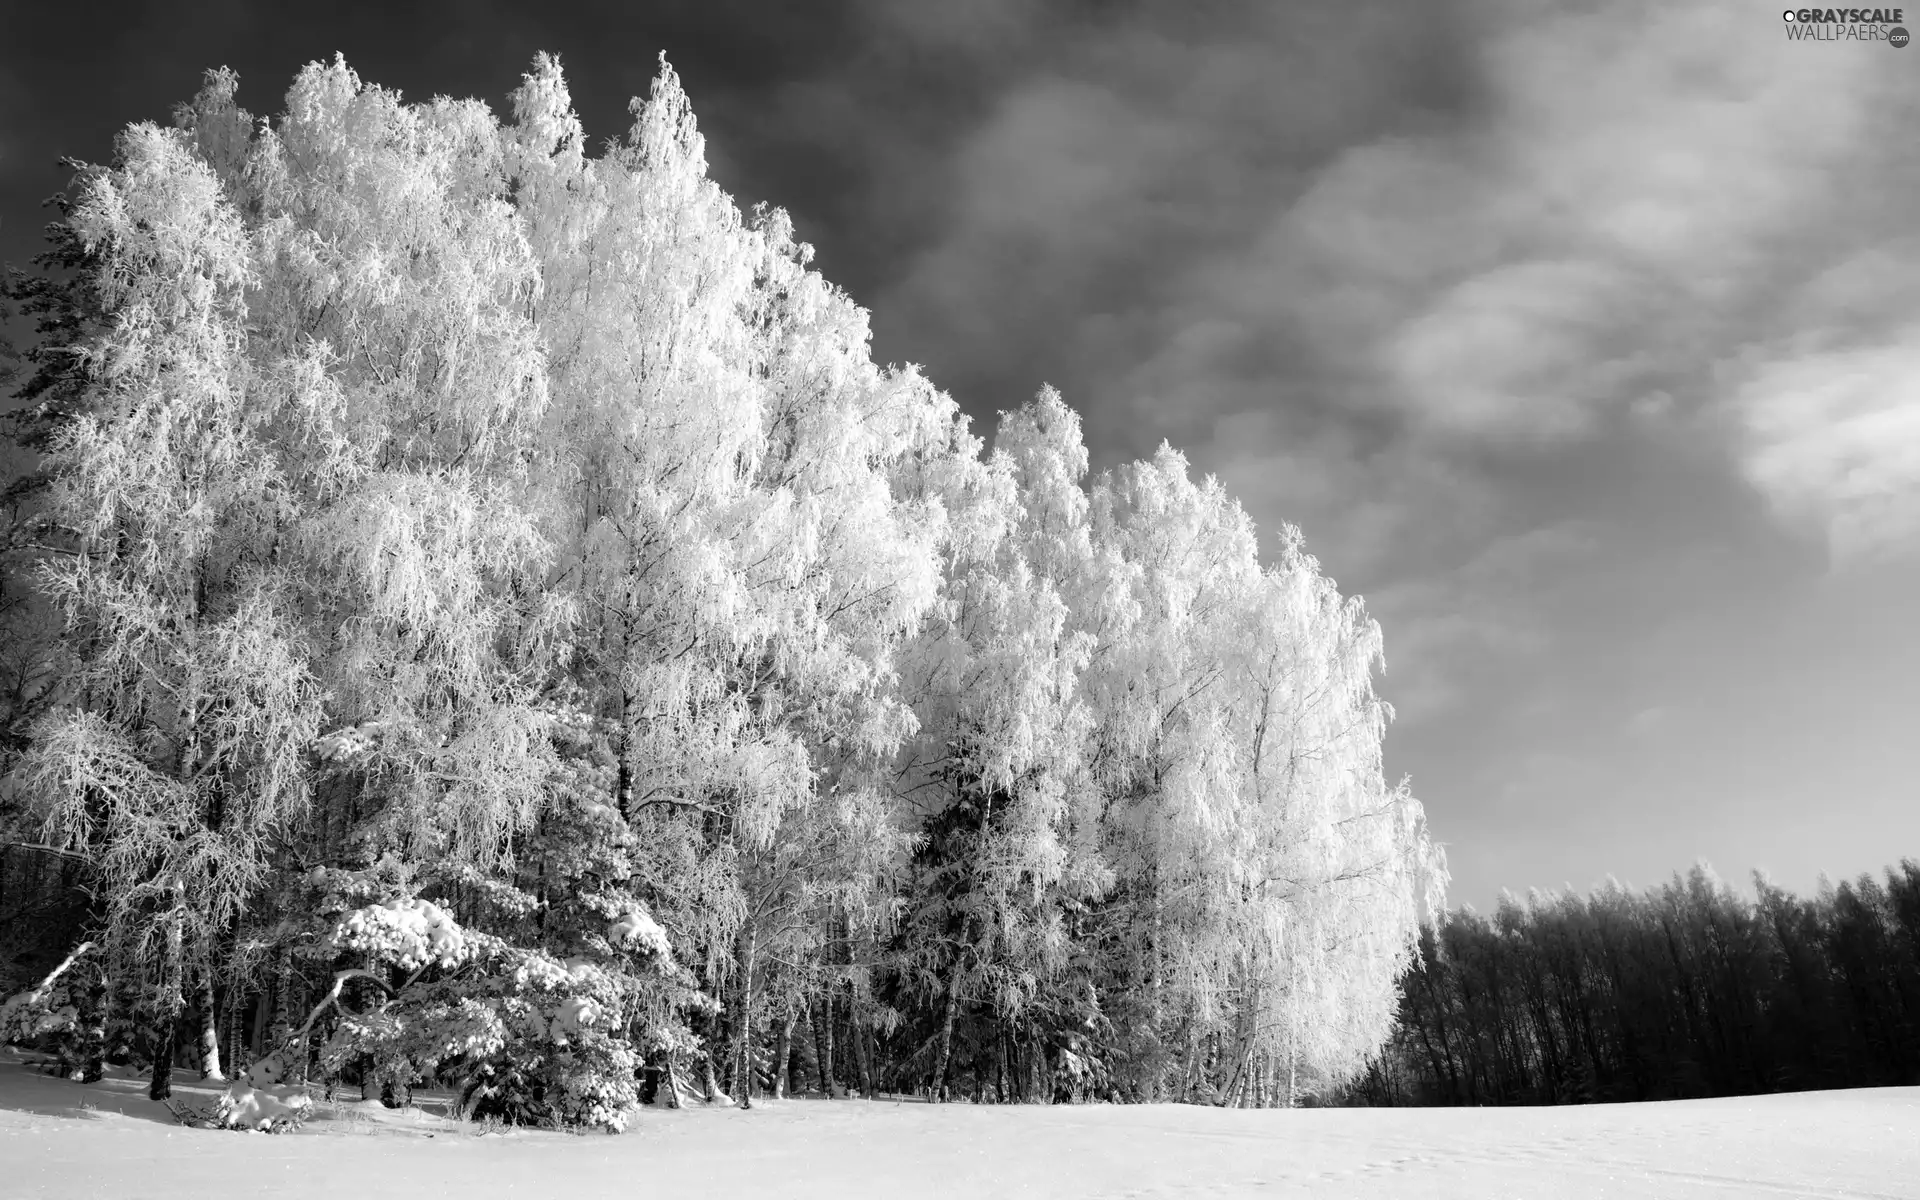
1344;861;1920;1107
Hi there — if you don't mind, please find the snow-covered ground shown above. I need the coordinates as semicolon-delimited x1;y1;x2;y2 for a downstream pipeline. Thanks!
2;1052;1915;1199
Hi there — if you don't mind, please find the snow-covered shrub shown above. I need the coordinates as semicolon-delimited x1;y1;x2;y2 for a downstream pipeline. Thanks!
0;944;95;1072
324;938;642;1131
209;1053;314;1131
318;885;661;1132
0;985;79;1046
217;1082;312;1131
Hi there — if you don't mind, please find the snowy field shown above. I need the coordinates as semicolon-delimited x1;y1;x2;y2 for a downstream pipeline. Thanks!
2;1054;1916;1199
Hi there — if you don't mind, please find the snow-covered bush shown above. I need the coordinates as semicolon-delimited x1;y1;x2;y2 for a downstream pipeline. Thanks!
0;944;94;1071
323;937;642;1131
0;985;79;1046
213;1053;314;1131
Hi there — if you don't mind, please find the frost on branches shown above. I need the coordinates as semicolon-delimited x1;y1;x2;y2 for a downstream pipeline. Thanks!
335;898;471;973
609;909;673;962
4;50;1442;1124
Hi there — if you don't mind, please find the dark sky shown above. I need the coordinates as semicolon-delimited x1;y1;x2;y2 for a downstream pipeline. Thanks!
5;0;1918;911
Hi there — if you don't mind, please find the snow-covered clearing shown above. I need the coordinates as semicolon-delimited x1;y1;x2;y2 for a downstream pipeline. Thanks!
2;1054;1915;1199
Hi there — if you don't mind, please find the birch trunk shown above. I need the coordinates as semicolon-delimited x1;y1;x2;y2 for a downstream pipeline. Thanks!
931;971;959;1102
773;1004;796;1099
845;986;871;1098
859;1012;878;1099
734;924;758;1109
196;960;223;1081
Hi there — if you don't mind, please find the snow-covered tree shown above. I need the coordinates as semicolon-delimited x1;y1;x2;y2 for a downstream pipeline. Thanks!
1215;534;1445;1104
1073;446;1442;1102
235;57;564;869
510;54;972;1102
23;117;325;1099
890;391;1099;1099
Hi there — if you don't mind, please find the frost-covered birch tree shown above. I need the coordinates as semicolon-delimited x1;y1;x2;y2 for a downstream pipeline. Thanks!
1074;446;1443;1103
1215;535;1446;1105
890;390;1101;1100
1074;445;1266;1097
23;119;325;1099
508;55;969;1103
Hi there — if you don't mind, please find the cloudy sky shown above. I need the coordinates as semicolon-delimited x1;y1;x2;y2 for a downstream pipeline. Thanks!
4;0;1916;910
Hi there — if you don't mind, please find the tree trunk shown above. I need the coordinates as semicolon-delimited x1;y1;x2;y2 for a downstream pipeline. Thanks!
196;957;224;1081
74;966;108;1084
223;986;246;1078
1220;1033;1253;1106
862;1019;878;1100
773;1004;796;1099
148;901;186;1101
148;1005;178;1101
268;945;293;1053
811;993;836;1097
856;990;879;1098
249;986;268;1061
844;983;872;1098
931;971;960;1102
1006;1021;1021;1105
1179;1024;1199;1103
1042;1020;1057;1104
734;924;758;1109
662;1051;684;1109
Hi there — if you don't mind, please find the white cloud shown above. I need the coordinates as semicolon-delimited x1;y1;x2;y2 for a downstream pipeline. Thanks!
1731;335;1920;560
1718;225;1920;561
1381;259;1641;443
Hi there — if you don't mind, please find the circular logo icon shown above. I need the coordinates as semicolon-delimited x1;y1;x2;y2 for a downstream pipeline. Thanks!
1783;8;1797;19
1891;25;1911;46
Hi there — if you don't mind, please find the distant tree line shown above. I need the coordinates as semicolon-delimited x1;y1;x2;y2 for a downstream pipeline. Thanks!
1341;861;1920;1107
